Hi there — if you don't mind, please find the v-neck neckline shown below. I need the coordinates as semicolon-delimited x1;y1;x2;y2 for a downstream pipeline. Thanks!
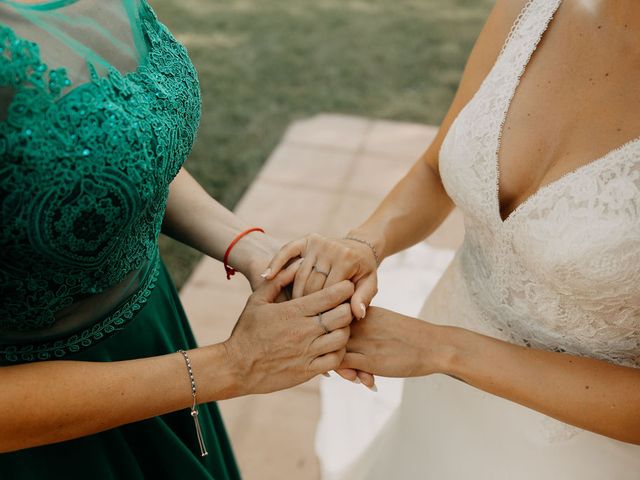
493;0;640;226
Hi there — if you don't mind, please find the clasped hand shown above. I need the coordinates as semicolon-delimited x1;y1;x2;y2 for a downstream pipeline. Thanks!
227;234;443;396
262;233;447;383
261;234;381;388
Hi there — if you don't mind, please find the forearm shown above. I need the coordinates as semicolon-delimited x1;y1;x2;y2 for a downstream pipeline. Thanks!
0;345;241;452
439;326;640;444
348;0;527;261
348;158;454;261
162;168;280;279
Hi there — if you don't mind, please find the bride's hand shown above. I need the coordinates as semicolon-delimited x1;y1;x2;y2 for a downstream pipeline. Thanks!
340;306;448;378
261;233;379;319
261;233;380;388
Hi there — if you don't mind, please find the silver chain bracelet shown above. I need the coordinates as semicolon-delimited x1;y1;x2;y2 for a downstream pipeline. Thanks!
343;236;381;265
177;349;209;457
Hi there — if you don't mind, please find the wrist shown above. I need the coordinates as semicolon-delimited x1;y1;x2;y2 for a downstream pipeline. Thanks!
426;325;470;377
228;232;280;284
194;343;244;401
345;227;387;264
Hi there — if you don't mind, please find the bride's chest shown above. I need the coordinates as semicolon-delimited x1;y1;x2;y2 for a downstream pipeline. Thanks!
506;170;640;303
440;104;640;302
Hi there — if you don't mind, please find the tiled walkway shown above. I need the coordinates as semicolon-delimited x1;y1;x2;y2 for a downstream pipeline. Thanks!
179;114;464;479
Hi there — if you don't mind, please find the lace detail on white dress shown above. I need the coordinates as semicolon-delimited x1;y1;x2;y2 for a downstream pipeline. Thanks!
438;0;640;441
437;0;640;444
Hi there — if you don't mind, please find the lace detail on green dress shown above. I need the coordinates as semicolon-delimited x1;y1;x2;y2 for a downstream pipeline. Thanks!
0;0;201;362
1;251;161;363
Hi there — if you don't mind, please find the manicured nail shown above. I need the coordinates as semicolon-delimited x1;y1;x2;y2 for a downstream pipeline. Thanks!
360;303;367;319
260;268;271;278
322;372;331;378
353;377;361;384
368;384;378;392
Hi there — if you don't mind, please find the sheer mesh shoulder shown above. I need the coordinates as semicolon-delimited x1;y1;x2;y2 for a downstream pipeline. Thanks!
0;0;201;362
0;0;146;82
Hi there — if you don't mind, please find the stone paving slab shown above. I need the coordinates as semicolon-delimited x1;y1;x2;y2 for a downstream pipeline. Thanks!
179;113;464;480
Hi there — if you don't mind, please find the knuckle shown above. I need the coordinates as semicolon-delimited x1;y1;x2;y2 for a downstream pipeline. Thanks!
339;303;352;320
327;353;341;369
285;303;302;320
338;326;350;343
344;249;357;262
344;281;356;295
325;286;340;304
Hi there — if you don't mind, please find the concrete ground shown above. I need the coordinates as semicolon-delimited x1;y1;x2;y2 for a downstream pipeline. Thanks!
179;114;464;479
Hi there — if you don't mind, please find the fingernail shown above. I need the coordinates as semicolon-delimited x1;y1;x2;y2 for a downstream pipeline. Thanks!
353;377;361;384
322;372;331;378
360;303;367;319
260;268;271;278
368;384;378;392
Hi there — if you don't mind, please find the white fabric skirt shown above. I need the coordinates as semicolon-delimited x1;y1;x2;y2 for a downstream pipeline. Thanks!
317;247;640;480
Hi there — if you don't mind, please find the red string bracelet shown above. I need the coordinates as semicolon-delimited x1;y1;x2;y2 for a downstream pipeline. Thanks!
223;227;265;280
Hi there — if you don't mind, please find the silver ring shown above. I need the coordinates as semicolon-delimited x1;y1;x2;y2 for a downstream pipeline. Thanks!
317;312;330;334
313;265;330;277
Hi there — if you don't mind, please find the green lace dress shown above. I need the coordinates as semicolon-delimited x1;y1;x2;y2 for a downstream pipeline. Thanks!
0;1;240;478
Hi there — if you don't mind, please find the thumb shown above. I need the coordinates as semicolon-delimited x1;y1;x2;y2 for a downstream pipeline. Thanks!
253;258;302;304
351;273;378;320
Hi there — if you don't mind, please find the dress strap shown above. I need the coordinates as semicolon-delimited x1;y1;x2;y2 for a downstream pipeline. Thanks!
497;0;562;69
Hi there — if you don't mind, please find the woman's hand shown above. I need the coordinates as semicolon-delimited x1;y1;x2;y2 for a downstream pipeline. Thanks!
340;306;449;378
262;233;379;320
224;261;355;395
262;233;380;388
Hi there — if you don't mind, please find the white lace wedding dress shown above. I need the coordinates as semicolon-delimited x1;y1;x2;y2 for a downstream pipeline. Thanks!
336;0;640;478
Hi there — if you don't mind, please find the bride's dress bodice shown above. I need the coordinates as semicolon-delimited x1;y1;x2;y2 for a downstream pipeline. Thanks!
439;0;640;368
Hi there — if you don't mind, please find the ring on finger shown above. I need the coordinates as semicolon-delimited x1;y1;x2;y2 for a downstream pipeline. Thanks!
313;265;330;277
317;312;330;334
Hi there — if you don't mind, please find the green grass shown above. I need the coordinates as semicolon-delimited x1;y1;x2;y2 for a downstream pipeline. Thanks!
154;0;494;287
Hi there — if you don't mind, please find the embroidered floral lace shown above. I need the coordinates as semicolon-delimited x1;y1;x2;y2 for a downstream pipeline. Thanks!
439;0;640;371
0;0;201;362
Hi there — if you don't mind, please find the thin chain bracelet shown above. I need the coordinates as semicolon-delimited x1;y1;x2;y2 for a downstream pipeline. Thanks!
177;349;208;457
343;236;381;265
